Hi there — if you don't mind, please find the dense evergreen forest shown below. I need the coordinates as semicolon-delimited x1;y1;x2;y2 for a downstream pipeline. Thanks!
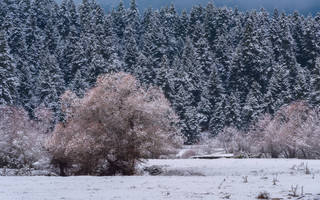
0;0;320;143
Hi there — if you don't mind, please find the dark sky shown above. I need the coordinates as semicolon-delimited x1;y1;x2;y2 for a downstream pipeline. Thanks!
59;0;320;16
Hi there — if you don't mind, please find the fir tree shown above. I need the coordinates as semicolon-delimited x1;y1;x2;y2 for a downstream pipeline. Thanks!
243;82;264;129
224;91;241;129
310;58;320;105
126;0;140;38
201;64;225;134
0;30;18;105
69;69;88;96
265;64;292;114
36;51;65;114
302;16;319;71
204;1;217;48
114;1;126;40
156;55;174;100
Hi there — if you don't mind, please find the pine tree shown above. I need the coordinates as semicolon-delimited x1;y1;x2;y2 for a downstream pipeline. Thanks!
59;24;79;85
36;51;65;114
0;30;18;105
15;38;35;112
161;3;179;60
178;9;189;41
193;21;213;79
181;38;202;106
68;0;80;30
173;84;200;144
102;15;122;73
78;0;92;34
215;7;231;37
126;0;140;38
302;16;319;71
265;64;292;114
124;24;139;74
58;0;71;39
183;105;202;144
42;16;59;54
277;12;301;95
243;82;264;129
229;16;260;101
69;35;89;85
291;11;305;66
293;66;309;100
156;55;174;100
201;64;225;134
204;1;217;48
188;5;204;37
141;9;165;75
209;97;226;136
69;69;88;96
86;47;105;86
310;58;320;105
214;34;233;84
224;91;241;129
113;1;126;40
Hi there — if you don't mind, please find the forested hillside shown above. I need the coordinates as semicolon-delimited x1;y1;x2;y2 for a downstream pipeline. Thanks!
1;0;320;143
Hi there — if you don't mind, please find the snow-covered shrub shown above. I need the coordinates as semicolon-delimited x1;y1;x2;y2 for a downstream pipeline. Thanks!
0;106;51;169
249;101;320;159
217;127;249;154
180;149;197;159
46;72;183;176
248;114;282;158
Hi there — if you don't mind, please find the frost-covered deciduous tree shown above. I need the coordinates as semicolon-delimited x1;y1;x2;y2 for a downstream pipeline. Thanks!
0;105;51;168
46;72;182;176
248;101;320;159
216;126;248;154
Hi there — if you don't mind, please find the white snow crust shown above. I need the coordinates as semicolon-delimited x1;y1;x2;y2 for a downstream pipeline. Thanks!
1;159;320;200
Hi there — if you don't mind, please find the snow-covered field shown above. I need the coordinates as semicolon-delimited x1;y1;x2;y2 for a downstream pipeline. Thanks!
1;159;320;200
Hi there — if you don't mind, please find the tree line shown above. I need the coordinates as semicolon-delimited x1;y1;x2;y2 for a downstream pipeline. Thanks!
1;0;320;143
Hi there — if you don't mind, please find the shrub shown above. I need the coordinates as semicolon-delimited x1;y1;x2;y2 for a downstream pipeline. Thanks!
248;101;320;159
181;149;197;159
46;72;183;176
216;127;249;154
0;106;50;169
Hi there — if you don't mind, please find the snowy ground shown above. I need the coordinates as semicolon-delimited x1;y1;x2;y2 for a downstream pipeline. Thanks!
1;159;320;200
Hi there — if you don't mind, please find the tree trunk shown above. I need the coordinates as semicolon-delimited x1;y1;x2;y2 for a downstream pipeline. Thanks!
59;161;67;176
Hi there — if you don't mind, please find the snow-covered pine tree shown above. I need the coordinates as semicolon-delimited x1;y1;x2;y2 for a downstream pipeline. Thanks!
181;38;202;106
265;64;292;114
124;24;139;74
243;81;264;129
301;15;319;71
229;16;260;102
193;21;213;79
0;30;18;105
290;11;305;67
310;58;320;106
113;1;126;41
35;51;65;115
68;34;89;86
224;91;241;129
126;0;140;41
294;66;309;100
69;69;88;96
201;64;225;135
78;0;92;34
141;9;165;78
204;1;217;48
